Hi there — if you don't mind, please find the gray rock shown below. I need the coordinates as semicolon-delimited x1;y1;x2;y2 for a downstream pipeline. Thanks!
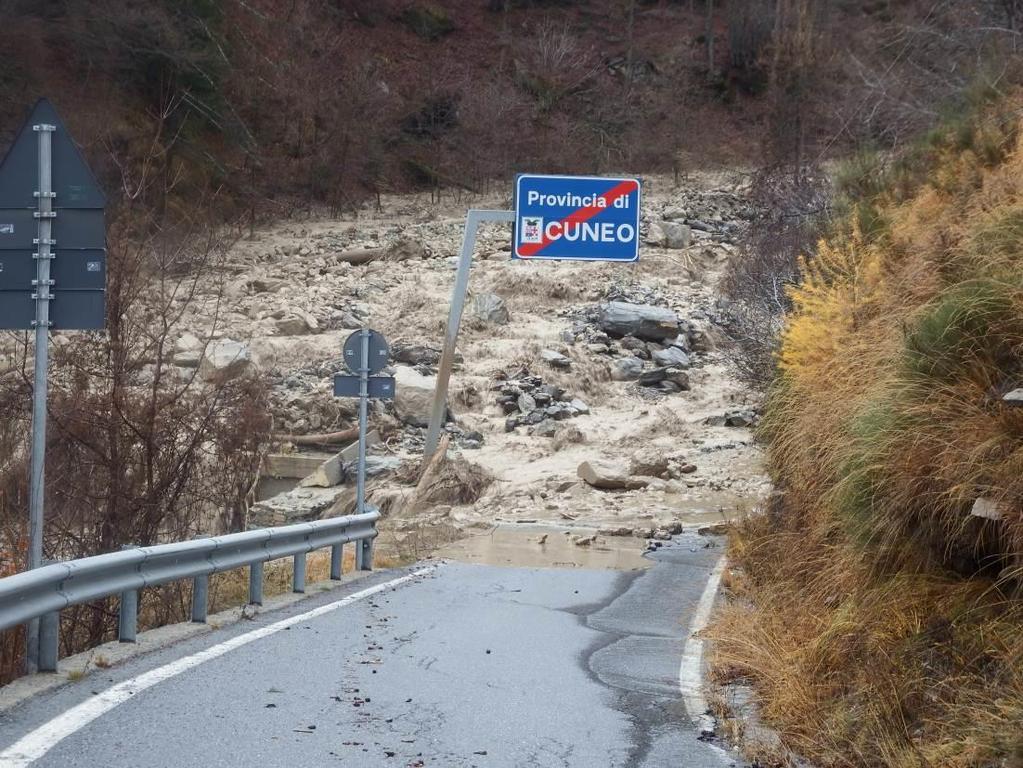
386;237;429;261
275;312;319;335
668;333;691;352
505;417;520;432
652;347;691;368
569;398;590;415
541;349;571;369
638;367;668;386
598;301;680;341
644;221;667;246
518;393;537;413
662;222;692;249
200;339;257;383
530;420;559;438
724;411;755;428
470;292;510;325
362;455;402;476
393;366;437;427
577;460;647;490
630;448;671;477
393;342;441;366
664;368;690;390
611;356;645;381
1003;388;1023;407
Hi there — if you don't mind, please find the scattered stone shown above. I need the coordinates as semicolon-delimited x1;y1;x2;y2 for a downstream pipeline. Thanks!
638;368;667;387
971;497;1006;521
386;237;429;261
664;368;691;390
1003;388;1023;407
517;393;537;413
598;526;633;537
541;349;571;370
530;420;559;438
392;342;440;366
644;221;667;246
470;292;510;325
724;411;756;428
597;302;680;341
577;460;647;490
569;398;590;415
275;311;319;335
652;347;690;368
200;339;257;383
574;535;597;546
661;222;692;249
611;356;644;381
629;448;671;478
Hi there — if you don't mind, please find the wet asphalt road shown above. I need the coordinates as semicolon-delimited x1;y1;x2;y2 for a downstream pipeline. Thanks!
0;534;739;767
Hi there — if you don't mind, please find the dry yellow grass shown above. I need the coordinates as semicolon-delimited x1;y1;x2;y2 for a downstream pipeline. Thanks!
709;94;1023;767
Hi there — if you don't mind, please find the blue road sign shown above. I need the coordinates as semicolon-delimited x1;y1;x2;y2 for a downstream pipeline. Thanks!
513;174;641;262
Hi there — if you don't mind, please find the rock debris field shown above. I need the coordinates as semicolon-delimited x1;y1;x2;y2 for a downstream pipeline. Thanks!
149;173;771;559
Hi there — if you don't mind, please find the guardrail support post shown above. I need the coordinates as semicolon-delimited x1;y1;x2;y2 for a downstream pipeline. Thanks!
118;589;137;643
293;552;306;594
249;561;263;605
191;574;208;623
38;610;59;672
357;537;374;571
330;543;343;580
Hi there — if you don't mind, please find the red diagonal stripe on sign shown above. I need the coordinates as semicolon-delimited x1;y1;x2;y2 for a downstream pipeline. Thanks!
518;179;638;258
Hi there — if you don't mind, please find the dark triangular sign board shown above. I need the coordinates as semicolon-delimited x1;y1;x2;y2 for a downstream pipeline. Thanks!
0;98;106;210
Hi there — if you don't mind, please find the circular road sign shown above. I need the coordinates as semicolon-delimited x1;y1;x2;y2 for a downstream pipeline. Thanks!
343;329;390;375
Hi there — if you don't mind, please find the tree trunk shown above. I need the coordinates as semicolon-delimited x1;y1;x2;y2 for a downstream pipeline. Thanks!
706;0;715;78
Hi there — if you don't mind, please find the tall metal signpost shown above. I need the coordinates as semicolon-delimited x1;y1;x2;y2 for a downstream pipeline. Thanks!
424;174;641;455
0;100;106;672
335;329;394;570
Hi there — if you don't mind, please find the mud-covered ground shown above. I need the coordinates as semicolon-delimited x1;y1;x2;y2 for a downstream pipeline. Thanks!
190;172;769;560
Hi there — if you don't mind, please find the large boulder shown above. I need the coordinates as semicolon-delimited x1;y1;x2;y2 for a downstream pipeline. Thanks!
577;459;647;490
200;339;256;383
470;292;510;325
598;302;679;341
393;365;437;427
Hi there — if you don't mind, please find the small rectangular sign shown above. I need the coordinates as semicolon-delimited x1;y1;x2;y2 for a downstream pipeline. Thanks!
333;375;396;400
0;290;105;330
0;249;105;292
513;174;641;262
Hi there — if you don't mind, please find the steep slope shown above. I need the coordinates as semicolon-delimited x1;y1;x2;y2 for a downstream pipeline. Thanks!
709;95;1023;765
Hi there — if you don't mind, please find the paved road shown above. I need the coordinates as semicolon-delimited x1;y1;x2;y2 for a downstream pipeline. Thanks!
0;534;738;767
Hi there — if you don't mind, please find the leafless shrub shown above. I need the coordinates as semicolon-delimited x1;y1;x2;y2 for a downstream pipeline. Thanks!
721;169;830;389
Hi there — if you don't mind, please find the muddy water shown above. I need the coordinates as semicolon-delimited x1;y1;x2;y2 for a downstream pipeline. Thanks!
437;525;652;571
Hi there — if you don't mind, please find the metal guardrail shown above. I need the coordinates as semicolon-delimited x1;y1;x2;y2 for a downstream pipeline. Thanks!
0;510;380;673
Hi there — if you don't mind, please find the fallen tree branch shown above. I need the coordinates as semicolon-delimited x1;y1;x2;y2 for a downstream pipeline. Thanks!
336;248;384;265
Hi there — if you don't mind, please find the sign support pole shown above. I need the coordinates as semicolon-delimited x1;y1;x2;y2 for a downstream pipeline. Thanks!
356;329;370;517
26;121;55;673
424;209;513;457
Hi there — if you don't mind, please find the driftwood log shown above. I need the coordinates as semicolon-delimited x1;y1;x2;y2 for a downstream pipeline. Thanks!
274;427;360;447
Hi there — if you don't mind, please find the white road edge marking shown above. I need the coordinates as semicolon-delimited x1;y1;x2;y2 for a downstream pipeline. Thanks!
0;567;435;768
679;555;726;734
